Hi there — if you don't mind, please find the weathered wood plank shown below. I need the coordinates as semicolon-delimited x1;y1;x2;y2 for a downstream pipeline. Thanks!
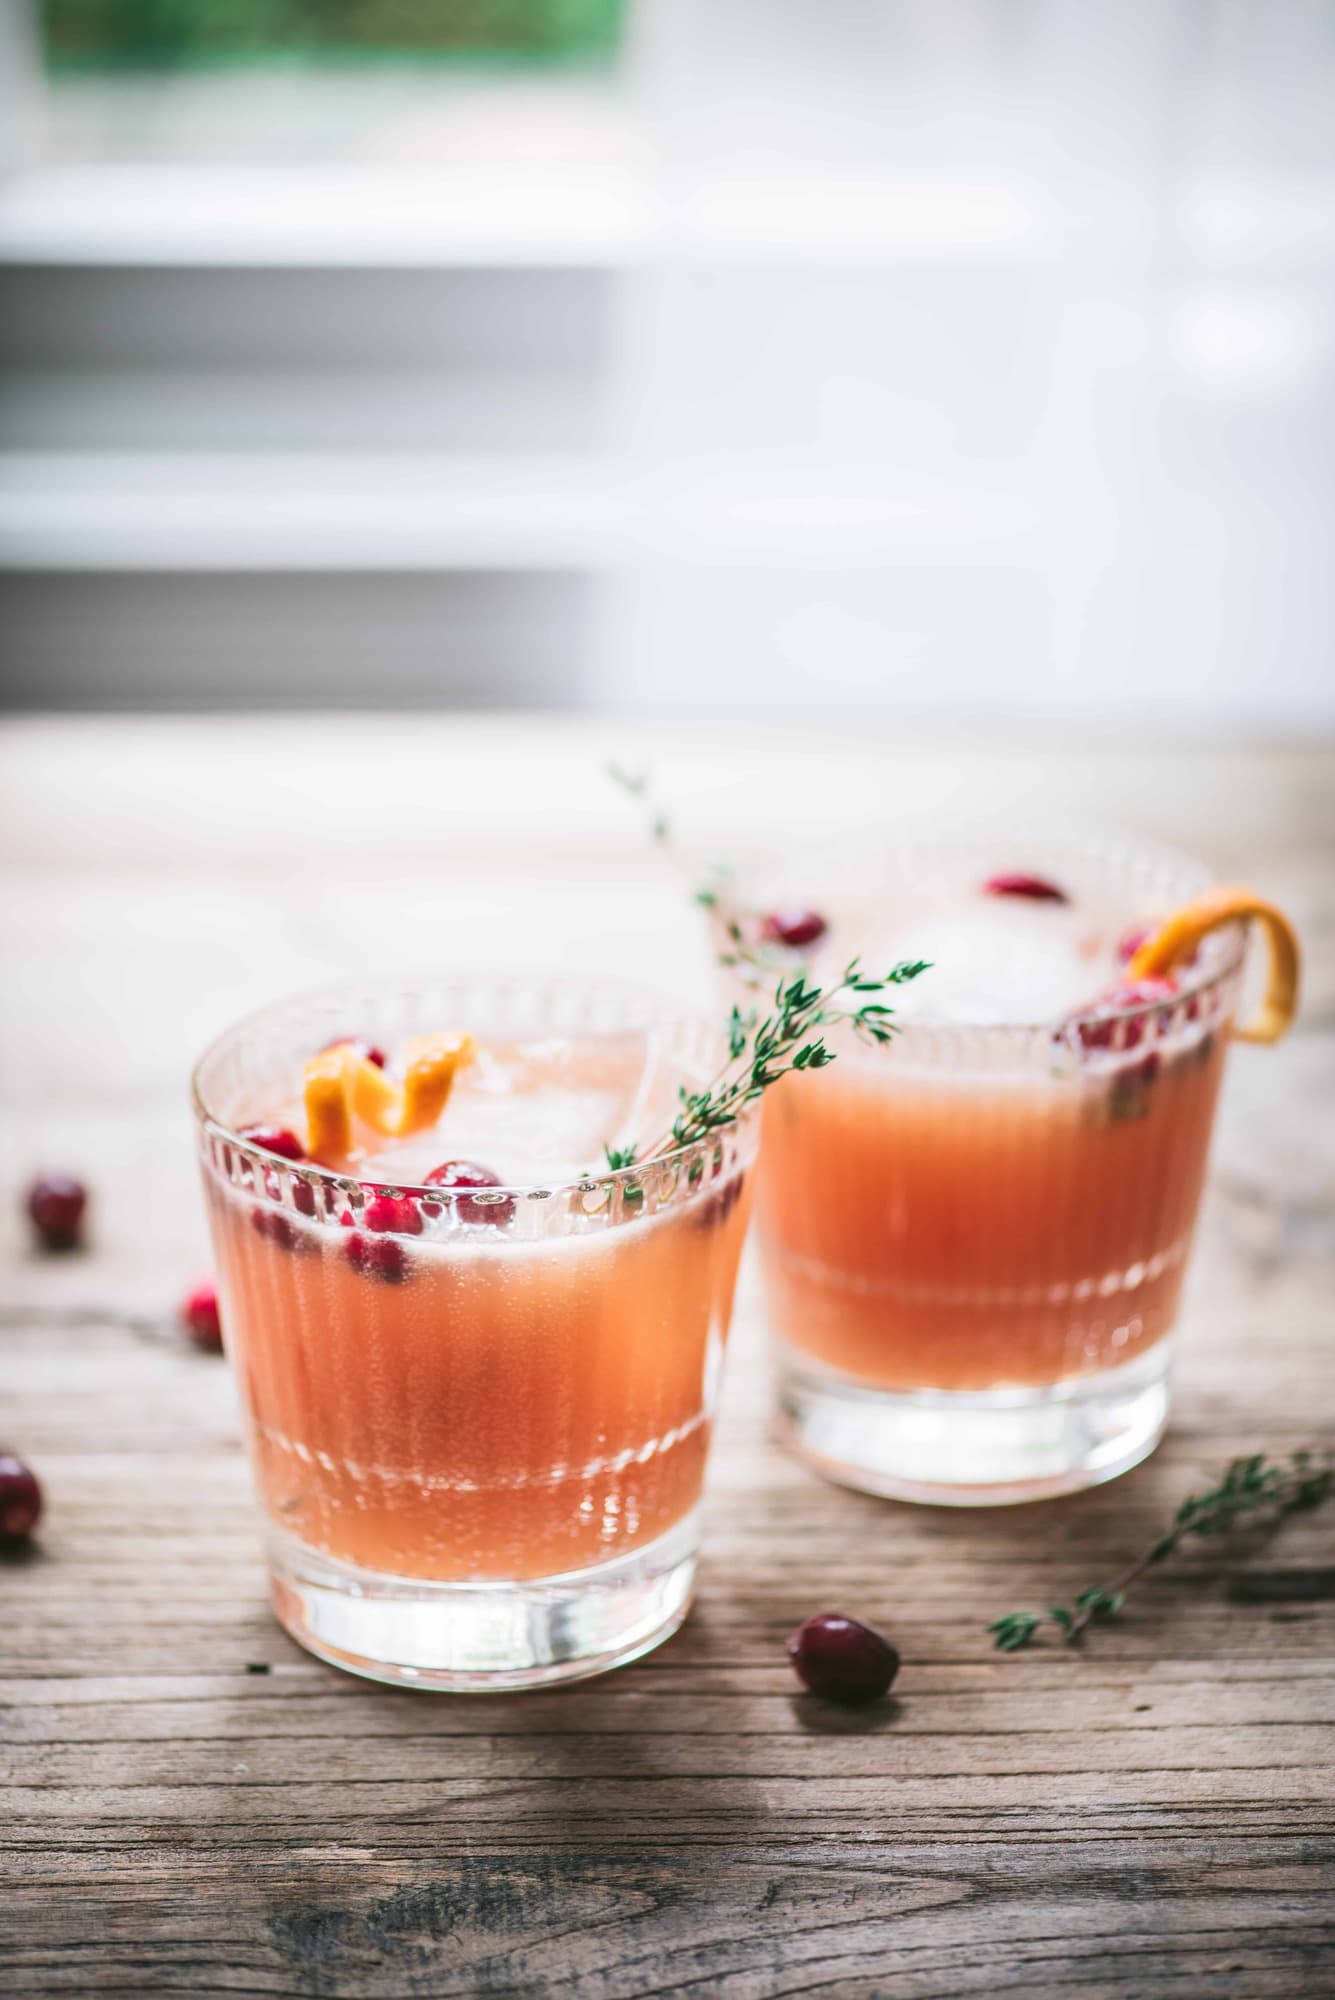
2;721;1333;1998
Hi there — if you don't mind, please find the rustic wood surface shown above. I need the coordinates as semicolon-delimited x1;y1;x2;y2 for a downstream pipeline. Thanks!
2;718;1333;2000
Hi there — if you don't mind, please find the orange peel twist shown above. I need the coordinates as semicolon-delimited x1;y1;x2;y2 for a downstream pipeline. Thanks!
303;1033;475;1160
1127;887;1300;1045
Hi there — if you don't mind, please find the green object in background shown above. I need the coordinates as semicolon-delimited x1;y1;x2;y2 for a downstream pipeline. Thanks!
43;0;627;70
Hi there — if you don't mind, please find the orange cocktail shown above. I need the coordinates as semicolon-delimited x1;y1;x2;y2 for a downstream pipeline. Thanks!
748;834;1282;1503
194;977;754;1688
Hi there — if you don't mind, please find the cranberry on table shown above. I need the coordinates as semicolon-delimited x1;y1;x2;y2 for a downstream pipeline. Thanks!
425;1160;515;1227
787;1611;900;1705
983;873;1069;904
320;1035;387;1070
181;1280;224;1354
26;1173;87;1252
760;908;829;950
0;1451;42;1545
239;1125;306;1162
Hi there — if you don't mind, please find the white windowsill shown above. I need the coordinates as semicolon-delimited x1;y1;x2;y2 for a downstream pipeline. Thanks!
0;451;1036;569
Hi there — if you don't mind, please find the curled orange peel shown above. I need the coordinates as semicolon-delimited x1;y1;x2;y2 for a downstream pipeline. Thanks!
1127;887;1299;1045
303;1033;476;1159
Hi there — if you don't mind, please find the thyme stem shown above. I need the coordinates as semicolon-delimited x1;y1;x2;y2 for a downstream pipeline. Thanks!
605;759;929;1171
988;1451;1334;1652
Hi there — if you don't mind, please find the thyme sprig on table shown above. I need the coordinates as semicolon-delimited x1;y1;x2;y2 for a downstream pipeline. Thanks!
605;959;929;1174
988;1450;1334;1652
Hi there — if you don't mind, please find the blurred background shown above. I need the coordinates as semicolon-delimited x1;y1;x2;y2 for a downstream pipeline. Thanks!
1;0;1333;728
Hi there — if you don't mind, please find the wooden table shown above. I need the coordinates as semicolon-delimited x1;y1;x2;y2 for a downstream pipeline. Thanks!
4;718;1333;1999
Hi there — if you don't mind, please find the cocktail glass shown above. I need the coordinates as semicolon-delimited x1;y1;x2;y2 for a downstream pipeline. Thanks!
193;976;755;1688
746;833;1251;1503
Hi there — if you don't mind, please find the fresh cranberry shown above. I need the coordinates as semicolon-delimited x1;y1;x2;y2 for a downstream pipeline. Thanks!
181;1280;224;1353
424;1160;514;1227
240;1125;305;1162
291;1178;317;1217
1116;923;1155;964
695;1172;746;1230
0;1451;42;1545
1109;1051;1162;1120
320;1035;387;1070
787;1612;900;1705
760;908;829;950
983;873;1069;903
344;1233;407;1283
362;1191;424;1236
249;1205;302;1253
1078;976;1179;1052
26;1173;87;1252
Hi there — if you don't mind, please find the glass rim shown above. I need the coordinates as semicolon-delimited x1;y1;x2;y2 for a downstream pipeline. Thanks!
190;969;755;1201
731;822;1248;1041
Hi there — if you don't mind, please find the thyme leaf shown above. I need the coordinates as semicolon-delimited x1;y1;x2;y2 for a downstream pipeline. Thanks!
988;1451;1334;1651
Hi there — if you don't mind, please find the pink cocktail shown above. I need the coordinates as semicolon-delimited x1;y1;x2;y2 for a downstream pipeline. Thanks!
194;977;754;1687
747;835;1254;1502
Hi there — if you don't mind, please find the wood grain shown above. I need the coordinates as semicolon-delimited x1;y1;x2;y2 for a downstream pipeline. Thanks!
2;719;1333;1999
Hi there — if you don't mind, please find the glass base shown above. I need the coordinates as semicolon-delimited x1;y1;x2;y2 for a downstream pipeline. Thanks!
773;1344;1170;1505
268;1511;699;1690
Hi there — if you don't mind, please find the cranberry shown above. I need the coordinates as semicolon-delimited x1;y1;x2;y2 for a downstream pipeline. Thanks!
344;1233;407;1283
240;1125;305;1162
787;1612;900;1705
1078;976;1179;1052
0;1451;42;1545
695;1172;746;1230
983;873;1069;903
249;1205;302;1253
362;1191;424;1236
1109;1050;1162;1120
291;1178;317;1217
181;1280;224;1353
760;908;829;950
1116;923;1155;964
26;1173;87;1252
425;1160;514;1227
320;1035;387;1070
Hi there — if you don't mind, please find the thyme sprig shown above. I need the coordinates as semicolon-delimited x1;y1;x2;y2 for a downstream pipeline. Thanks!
607;762;739;922
988;1450;1334;1652
604;958;928;1174
603;761;928;1169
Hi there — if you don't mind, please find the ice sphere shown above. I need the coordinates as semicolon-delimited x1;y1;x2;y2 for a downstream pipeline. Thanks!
358;1027;695;1186
835;890;1114;1027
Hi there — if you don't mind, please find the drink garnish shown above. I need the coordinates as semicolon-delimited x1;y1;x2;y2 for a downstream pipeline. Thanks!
983;872;1069;903
302;1032;475;1160
320;1034;387;1069
1126;887;1300;1043
760;907;830;949
605;762;929;1170
606;956;929;1172
424;1160;515;1227
239;1123;306;1161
